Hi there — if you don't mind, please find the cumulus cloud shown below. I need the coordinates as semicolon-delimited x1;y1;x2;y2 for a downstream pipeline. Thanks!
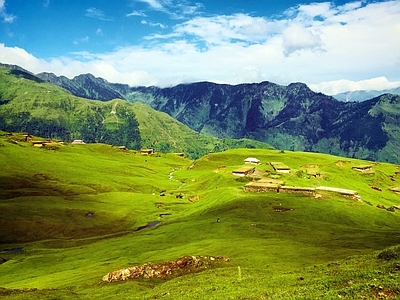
171;14;272;46
1;1;400;94
282;22;323;56
309;77;400;95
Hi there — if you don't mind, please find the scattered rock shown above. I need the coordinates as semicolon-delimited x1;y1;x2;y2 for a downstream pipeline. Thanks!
377;204;399;212
0;247;23;253
188;195;199;202
134;221;160;232
327;261;340;267
159;213;171;218
102;255;230;283
273;206;293;212
377;204;386;210
370;185;382;191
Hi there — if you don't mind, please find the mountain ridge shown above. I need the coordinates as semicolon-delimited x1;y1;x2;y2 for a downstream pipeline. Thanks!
0;66;273;159
2;63;400;163
333;87;400;102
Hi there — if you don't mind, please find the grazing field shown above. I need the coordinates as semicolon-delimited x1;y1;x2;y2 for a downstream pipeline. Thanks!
1;132;400;299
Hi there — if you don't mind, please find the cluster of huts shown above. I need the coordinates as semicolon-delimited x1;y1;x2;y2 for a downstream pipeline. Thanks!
232;157;292;177
233;156;359;199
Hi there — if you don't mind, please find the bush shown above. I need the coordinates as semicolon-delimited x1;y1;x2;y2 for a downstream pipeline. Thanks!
235;176;251;183
377;246;400;261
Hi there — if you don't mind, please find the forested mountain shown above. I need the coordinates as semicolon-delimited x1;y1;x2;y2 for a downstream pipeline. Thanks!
0;66;273;158
2;64;400;163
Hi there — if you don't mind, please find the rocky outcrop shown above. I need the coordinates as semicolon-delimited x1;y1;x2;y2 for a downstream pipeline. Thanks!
102;255;229;283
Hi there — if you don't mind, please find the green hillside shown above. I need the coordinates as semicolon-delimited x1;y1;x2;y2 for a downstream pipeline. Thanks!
0;66;273;159
1;133;399;299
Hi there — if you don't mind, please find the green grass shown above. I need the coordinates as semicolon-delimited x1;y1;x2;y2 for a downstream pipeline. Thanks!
0;135;400;299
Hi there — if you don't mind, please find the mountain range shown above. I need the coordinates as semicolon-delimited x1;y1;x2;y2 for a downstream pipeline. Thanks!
1;63;400;164
333;87;400;102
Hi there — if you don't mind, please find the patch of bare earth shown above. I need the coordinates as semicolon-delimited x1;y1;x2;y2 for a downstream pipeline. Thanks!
102;255;230;283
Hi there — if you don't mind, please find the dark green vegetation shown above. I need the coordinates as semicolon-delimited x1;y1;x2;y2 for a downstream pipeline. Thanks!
0;67;141;149
0;66;273;159
1;132;400;299
33;66;400;164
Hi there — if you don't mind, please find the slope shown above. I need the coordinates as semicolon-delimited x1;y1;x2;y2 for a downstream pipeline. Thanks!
0;135;400;299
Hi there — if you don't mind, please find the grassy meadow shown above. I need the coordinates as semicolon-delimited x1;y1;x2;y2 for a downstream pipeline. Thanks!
1;132;400;299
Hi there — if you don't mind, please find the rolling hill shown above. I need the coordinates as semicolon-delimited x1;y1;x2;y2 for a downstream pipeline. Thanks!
0;132;399;299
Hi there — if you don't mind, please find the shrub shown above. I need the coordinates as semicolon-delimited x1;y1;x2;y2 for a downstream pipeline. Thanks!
377;246;400;261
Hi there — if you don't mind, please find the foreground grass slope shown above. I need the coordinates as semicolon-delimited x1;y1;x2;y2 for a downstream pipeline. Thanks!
0;133;400;299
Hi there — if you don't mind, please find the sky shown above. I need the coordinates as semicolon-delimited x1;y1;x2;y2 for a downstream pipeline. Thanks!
0;0;400;95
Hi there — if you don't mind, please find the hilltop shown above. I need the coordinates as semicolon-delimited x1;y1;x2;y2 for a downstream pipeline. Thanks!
0;132;399;299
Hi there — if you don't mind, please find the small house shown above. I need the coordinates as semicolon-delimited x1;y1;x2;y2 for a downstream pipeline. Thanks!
232;166;255;177
173;153;185;157
140;149;154;155
352;165;372;172
316;186;358;197
32;140;46;147
72;140;86;145
244;157;260;165
389;187;400;194
244;182;280;192
279;186;316;195
270;162;291;173
306;168;322;178
118;146;128;151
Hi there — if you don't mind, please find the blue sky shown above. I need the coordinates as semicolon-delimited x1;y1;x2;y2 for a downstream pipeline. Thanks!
0;0;400;94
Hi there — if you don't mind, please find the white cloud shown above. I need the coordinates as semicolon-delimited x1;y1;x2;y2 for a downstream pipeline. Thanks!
309;77;400;95
0;0;15;23
135;0;202;19
1;1;400;94
282;22;323;56
127;10;148;17
172;14;273;46
85;7;113;21
141;20;167;28
73;36;89;45
137;0;165;11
